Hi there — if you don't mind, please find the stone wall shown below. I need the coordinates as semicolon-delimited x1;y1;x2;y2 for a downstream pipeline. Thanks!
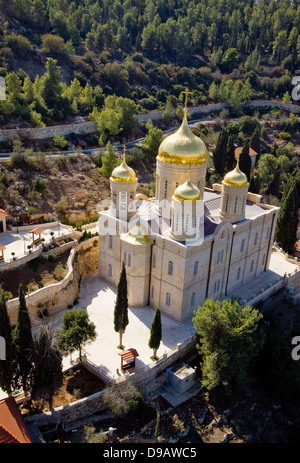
1;100;298;144
0;121;97;142
6;237;99;324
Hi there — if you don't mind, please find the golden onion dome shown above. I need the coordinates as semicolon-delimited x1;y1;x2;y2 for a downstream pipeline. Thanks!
157;109;207;164
121;224;153;245
223;160;248;187
110;147;136;183
174;177;201;201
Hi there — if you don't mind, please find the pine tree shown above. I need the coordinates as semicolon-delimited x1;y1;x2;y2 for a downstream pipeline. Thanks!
239;141;252;181
148;306;162;359
99;141;120;178
213;128;229;177
114;262;129;348
14;284;34;394
275;178;298;254
249;175;260;194
0;288;17;395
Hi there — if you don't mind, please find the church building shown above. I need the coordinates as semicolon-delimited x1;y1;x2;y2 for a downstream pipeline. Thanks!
98;95;279;323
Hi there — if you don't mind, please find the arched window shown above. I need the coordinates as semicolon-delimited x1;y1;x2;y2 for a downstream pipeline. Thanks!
242;196;246;213
262;254;266;266
234;197;238;214
108;264;112;277
164;180;168;199
191;293;195;306
194;261;199;276
109;235;113;249
168;261;173;276
152;254;156;268
112;192;117;205
254;232;258;246
151;286;154;299
241;239;245;252
250;260;254;272
237;267;241;280
225;195;229;213
123;251;127;265
127;253;131;267
166;292;171;306
120;191;127;210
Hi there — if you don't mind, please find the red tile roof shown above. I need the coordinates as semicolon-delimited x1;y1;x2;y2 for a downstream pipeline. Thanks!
118;348;139;361
235;147;258;159
0;397;32;443
0;209;9;220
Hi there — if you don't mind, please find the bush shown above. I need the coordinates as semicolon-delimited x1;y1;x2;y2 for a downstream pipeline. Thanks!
54;262;65;280
278;132;291;140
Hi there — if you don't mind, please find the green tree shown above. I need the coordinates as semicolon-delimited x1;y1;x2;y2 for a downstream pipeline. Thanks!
0;288;17;395
148;306;162;359
257;154;279;194
192;298;264;393
213;128;228;177
55;308;97;361
13;284;34;394
97;95;137;138
31;324;63;410
99;141;120;178
114;261;129;348
142;119;163;158
275;177;298;254
239;141;252;181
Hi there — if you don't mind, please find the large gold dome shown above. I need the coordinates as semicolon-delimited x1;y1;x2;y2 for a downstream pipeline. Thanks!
223;161;248;187
174;177;201;201
157;110;207;164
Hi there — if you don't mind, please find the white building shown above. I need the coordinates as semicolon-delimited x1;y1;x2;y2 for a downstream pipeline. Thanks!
98;107;279;323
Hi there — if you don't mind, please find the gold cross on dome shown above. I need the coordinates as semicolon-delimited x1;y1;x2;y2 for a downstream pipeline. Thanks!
182;88;192;111
123;144;126;161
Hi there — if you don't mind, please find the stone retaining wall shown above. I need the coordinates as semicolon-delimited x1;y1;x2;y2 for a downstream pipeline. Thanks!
6;237;99;324
0;121;97;142
2;100;297;144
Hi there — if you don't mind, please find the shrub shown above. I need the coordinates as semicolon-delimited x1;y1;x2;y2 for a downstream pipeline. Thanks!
53;262;65;280
278;132;291;140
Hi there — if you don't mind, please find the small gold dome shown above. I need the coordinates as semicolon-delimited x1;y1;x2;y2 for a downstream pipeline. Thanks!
110;149;136;183
157;110;207;164
174;177;201;201
223;160;248;187
121;224;153;245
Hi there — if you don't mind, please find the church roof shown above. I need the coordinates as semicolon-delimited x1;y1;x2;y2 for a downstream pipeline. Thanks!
0;397;32;443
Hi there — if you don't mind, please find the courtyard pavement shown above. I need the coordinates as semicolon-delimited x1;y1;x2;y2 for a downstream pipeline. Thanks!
44;249;298;381
0;225;70;263
0;249;298;400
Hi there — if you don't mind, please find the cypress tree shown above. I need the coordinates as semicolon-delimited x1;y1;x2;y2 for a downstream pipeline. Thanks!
249;175;260;194
0;288;17;395
14;284;34;394
148;306;162;359
225;134;236;172
250;126;261;165
213;128;228;177
114;262;129;348
275;178;298;254
239;141;252;181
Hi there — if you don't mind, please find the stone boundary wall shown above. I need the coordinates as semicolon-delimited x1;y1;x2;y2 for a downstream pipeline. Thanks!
273;243;300;267
41;239;77;259
0;246;42;272
2;100;297;143
6;237;99;324
10;221;61;232
26;334;197;427
0;121;97;142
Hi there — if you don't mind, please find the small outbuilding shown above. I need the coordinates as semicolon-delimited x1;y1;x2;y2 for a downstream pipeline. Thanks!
167;363;196;395
31;227;44;246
